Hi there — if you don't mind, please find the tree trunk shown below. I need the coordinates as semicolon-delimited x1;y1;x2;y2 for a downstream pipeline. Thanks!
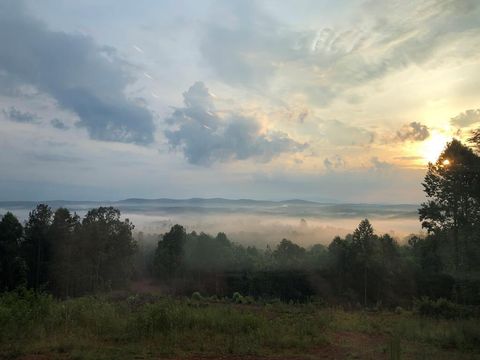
364;266;367;307
35;237;41;290
453;224;459;271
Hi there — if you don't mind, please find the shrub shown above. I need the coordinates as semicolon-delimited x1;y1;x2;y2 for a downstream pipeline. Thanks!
232;292;245;304
414;297;475;319
191;291;203;301
0;288;55;341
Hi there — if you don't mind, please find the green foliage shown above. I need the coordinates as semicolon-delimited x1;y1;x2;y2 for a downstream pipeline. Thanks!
48;208;80;297
232;291;245;304
0;288;54;340
23;204;53;291
13;205;137;297
414;297;476;319
0;212;26;291
191;291;203;301
80;207;137;292
273;239;306;268
1;291;479;359
154;224;186;279
0;291;332;357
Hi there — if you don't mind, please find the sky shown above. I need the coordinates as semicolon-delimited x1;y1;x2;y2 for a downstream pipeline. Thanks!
0;0;479;203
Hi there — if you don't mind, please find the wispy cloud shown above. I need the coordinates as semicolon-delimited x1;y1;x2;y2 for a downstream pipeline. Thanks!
200;0;480;106
321;120;374;146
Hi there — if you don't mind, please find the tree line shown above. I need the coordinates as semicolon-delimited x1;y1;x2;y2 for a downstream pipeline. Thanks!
1;134;479;306
0;206;135;297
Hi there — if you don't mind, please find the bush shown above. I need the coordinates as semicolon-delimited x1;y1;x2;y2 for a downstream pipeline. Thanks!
414;297;475;319
232;292;245;304
0;288;55;341
191;291;203;301
60;296;125;337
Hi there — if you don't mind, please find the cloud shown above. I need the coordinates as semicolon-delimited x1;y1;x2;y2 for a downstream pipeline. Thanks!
396;122;430;142
324;155;346;170
297;110;309;124
200;0;480;106
394;155;423;161
451;109;480;127
370;157;392;171
165;82;307;165
0;0;155;144
321;120;374;146
50;118;69;130
29;152;82;163
2;107;39;123
199;0;279;87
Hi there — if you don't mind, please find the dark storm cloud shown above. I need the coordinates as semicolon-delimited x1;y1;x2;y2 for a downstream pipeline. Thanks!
0;0;155;144
451;109;480;127
165;82;307;165
396;122;430;142
2;107;39;123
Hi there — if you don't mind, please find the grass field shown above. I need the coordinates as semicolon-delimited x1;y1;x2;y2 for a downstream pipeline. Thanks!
0;290;479;360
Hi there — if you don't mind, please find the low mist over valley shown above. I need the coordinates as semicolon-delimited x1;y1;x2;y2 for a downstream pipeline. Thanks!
0;198;420;247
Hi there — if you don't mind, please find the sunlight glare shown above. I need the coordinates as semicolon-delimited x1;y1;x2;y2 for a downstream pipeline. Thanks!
421;132;449;164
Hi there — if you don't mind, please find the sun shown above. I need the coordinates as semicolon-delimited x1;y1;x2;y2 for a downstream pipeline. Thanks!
421;132;450;164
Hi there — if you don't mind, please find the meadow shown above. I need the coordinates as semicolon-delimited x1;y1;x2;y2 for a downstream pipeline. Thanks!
1;289;479;360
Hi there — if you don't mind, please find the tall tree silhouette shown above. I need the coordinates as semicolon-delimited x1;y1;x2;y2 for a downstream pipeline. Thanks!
352;219;376;306
154;224;186;279
0;212;26;290
23;204;53;290
81;207;136;292
49;208;80;297
419;139;480;271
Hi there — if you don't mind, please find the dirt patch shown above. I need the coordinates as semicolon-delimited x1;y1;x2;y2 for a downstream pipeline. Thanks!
328;331;388;359
129;278;165;294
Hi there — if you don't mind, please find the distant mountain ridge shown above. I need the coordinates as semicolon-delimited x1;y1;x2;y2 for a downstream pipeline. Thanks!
118;198;322;206
0;198;419;221
0;197;419;207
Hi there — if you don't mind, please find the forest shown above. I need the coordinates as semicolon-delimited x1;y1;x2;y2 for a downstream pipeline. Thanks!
1;133;480;359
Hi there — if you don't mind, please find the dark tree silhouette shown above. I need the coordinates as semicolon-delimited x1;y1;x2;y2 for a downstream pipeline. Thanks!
81;207;136;292
273;239;306;268
352;219;376;306
0;212;26;290
23;204;53;290
49;208;80;297
469;128;480;152
154;224;186;279
419;139;480;271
